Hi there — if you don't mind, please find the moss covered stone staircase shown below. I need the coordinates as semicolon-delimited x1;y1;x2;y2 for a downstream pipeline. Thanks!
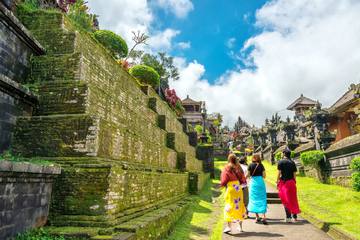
12;8;208;240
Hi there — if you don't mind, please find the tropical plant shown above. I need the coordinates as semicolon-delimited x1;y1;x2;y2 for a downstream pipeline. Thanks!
275;152;282;161
194;125;203;135
164;88;184;116
350;157;360;191
68;0;98;32
129;65;160;87
94;30;128;59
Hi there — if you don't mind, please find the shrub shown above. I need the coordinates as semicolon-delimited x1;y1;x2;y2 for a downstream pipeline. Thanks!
351;157;360;191
291;151;296;159
352;172;360;191
274;152;282;161
129;65;160;87
300;150;325;168
94;30;128;59
350;157;360;171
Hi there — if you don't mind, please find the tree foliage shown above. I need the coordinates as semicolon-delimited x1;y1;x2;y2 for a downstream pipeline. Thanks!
129;51;179;89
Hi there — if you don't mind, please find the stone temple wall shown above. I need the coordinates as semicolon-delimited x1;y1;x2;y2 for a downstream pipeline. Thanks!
292;134;360;187
0;2;42;153
9;8;209;238
0;161;60;239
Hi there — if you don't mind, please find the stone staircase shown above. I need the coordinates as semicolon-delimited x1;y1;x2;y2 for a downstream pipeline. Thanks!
13;8;208;240
267;192;282;204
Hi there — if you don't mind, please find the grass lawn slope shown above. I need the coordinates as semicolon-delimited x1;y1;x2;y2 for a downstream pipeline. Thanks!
263;161;360;239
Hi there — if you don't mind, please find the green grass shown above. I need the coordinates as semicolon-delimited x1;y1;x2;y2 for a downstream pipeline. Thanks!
262;161;360;239
167;161;228;240
0;151;54;166
210;161;227;240
166;179;216;239
14;228;85;240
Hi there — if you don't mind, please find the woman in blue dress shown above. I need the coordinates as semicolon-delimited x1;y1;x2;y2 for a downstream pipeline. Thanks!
247;154;268;224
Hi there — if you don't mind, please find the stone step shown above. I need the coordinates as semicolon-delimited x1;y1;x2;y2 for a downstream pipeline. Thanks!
267;198;282;204
31;53;81;83
35;81;88;115
113;199;191;240
267;192;279;198
91;232;136;240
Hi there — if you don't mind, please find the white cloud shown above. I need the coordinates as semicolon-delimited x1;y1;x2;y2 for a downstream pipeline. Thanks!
170;0;360;127
87;1;182;52
87;0;153;45
226;38;236;49
156;0;194;18
178;41;191;49
148;29;180;51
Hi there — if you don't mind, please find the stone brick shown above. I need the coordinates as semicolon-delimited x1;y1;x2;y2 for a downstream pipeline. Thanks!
7;9;209;237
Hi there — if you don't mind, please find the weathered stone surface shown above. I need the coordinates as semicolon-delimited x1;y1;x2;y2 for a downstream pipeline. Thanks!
9;9;209;237
196;145;214;177
0;2;44;84
0;161;60;240
0;2;41;153
49;161;188;227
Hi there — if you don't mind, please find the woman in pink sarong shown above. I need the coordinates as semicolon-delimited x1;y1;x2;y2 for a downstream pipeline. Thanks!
276;147;301;222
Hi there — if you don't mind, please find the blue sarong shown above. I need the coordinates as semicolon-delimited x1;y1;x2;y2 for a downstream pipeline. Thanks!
248;176;267;214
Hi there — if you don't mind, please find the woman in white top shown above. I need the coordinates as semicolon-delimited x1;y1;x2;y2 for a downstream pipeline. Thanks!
239;156;249;218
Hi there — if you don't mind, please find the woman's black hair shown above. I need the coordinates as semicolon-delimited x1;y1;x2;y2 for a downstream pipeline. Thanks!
239;156;247;165
283;146;291;159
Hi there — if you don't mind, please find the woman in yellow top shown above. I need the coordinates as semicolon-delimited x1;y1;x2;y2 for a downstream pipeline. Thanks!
221;154;247;233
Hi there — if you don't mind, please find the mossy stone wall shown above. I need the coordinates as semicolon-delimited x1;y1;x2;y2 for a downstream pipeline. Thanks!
12;9;206;232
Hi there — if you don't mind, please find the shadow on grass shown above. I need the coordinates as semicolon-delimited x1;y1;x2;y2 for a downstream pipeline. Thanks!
190;225;209;235
166;180;216;240
212;189;222;198
321;222;341;233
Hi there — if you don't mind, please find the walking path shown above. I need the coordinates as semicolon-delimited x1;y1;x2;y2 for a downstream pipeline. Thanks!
222;183;332;240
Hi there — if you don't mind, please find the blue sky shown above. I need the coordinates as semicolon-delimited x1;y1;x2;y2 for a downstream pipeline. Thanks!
151;0;267;82
88;0;360;126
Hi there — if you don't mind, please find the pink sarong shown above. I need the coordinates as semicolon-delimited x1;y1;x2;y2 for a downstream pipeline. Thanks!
277;179;301;214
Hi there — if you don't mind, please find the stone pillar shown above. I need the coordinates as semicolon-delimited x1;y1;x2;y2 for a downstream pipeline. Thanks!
188;131;198;147
178;117;188;133
188;172;199;194
196;145;214;178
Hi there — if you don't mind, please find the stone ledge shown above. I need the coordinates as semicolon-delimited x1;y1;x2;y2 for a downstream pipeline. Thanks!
0;2;45;54
0;74;38;105
294;141;315;154
326;133;360;155
300;212;358;240
0;160;61;175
